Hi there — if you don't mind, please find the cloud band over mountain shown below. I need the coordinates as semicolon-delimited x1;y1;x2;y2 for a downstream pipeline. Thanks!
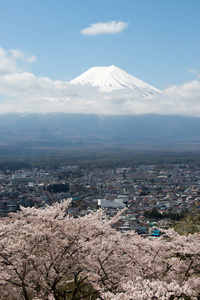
0;46;200;117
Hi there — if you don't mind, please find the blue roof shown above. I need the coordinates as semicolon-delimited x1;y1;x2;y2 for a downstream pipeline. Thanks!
152;230;161;236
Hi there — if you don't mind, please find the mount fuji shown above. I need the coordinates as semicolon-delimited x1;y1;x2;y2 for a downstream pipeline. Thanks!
1;67;200;153
71;65;162;97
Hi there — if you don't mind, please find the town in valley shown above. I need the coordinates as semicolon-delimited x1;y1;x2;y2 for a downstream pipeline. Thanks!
1;153;200;236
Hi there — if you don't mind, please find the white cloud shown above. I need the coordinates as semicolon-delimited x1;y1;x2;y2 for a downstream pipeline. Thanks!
187;68;199;75
80;21;128;36
0;47;36;76
0;47;17;75
186;68;200;80
9;49;36;63
0;46;200;117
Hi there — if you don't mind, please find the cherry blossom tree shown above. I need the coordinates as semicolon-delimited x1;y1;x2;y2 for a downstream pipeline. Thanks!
0;199;199;300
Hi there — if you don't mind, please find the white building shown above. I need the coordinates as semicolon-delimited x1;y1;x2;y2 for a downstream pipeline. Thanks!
98;198;126;209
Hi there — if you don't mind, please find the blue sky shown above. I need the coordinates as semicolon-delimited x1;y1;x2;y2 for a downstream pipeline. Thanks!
1;0;200;89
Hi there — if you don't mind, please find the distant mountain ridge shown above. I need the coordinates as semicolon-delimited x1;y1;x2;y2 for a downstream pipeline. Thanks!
71;65;162;97
0;113;200;153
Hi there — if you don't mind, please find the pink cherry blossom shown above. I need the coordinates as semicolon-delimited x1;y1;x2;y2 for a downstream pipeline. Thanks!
0;199;199;299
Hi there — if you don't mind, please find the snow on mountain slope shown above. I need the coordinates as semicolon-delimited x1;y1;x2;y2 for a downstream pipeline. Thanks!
70;65;162;97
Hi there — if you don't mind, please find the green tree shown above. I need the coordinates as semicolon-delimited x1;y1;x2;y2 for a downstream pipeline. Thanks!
174;210;200;235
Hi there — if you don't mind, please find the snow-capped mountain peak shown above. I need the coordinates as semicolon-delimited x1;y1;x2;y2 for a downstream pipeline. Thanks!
70;65;162;97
